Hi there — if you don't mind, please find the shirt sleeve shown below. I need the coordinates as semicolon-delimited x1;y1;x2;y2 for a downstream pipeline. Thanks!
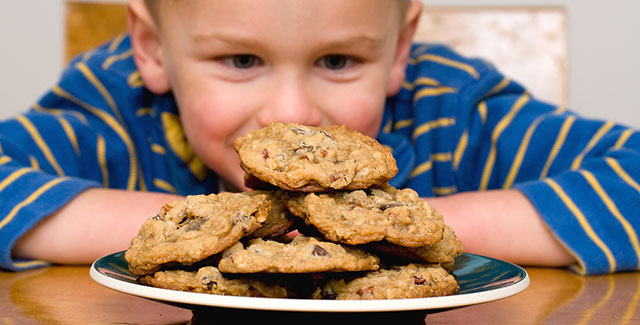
454;74;640;275
0;111;103;271
0;37;142;271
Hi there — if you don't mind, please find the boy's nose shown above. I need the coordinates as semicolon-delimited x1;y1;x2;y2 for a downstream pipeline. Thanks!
256;77;322;127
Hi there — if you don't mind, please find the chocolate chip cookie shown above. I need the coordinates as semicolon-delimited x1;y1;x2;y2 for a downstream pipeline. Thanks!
286;185;445;247
247;190;298;240
218;235;380;273
125;191;271;276
233;122;398;192
366;225;464;265
139;266;291;298
313;263;458;300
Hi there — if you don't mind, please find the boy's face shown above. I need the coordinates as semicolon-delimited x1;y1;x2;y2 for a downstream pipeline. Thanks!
130;0;420;189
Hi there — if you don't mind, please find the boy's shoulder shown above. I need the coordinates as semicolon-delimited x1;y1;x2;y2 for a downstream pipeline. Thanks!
391;42;506;106
405;42;501;89
65;34;141;88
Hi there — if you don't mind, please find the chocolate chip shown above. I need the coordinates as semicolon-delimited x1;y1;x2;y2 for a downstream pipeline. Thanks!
379;202;402;211
291;127;308;135
232;213;248;225
413;275;426;285
319;130;334;140
312;245;329;257
357;286;375;296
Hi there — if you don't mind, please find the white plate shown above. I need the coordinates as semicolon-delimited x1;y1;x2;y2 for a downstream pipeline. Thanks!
90;251;528;314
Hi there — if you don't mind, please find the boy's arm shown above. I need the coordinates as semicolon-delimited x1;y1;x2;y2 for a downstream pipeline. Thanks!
0;34;196;270
427;189;575;267
12;188;181;265
396;44;639;274
449;82;640;275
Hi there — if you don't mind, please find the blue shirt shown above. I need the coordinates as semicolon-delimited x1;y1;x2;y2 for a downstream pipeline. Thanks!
1;35;638;274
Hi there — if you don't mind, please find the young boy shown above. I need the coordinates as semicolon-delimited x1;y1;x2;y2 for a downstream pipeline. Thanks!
1;0;638;275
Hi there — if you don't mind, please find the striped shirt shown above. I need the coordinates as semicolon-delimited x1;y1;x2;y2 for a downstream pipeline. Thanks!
1;35;638;274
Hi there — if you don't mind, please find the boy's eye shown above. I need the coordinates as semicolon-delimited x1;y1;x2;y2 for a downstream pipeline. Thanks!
320;55;349;70
223;54;260;69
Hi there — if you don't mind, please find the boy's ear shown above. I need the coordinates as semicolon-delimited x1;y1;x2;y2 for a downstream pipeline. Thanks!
127;0;171;94
387;1;423;97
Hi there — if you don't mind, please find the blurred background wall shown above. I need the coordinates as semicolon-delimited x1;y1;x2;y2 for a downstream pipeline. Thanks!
1;0;638;127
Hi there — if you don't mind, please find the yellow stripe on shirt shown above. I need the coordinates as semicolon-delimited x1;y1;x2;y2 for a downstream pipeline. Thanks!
544;178;616;274
394;118;413;130
410;160;432;178
503;106;566;189
479;93;529;190
413;86;457;104
402;77;443;92
540;115;576;178
605;157;640;194
153;178;177;194
16;115;65;176
415;77;442;87
127;71;144;88
431;152;452;162
580;170;640;268
56;116;80;155
413;117;455;140
434;186;457;195
571;121;615;170
477;101;488;124
101;49;133;70
29;156;40;170
33;103;89;125
0;177;67;229
613;129;635;150
12;259;48;269
76;62;125;125
415;53;480;79
0;168;32;193
52;86;138;190
135;107;154;117
0;156;11;165
382;118;393;133
487;76;510;96
453;130;468;171
107;33;126;52
97;135;109;188
151;143;167;155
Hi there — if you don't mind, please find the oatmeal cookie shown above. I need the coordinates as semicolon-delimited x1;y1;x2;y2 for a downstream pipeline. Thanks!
218;235;380;273
125;192;270;276
313;264;458;300
366;225;464;265
139;266;291;298
286;185;445;247
233;122;397;192
247;190;298;240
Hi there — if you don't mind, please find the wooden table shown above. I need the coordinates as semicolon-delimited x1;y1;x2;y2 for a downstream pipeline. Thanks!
1;266;639;324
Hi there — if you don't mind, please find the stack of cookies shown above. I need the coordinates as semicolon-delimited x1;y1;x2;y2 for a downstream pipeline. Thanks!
125;122;463;300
